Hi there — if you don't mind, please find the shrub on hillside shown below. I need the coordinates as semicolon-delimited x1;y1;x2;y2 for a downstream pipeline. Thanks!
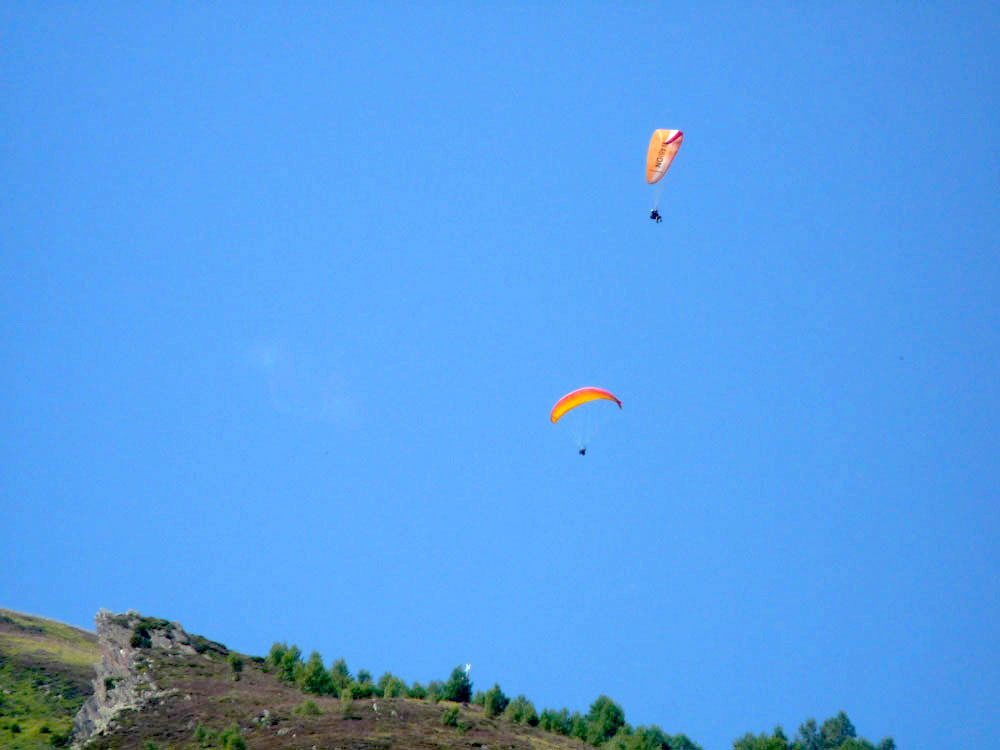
441;706;460;727
219;724;246;750
330;658;352;692
194;723;209;745
340;692;355;719
377;672;408;698
744;713;894;750
483;683;509;718
570;712;589;741
586;695;625;745
604;724;703;750
426;680;443;703
442;665;473;702
503;694;538;726
301;651;335;695
278;645;303;683
666;732;702;750
345;679;376;699
408;681;428;699
540;707;573;735
267;642;288;670
732;729;789;750
130;625;152;649
194;723;245;750
294;699;322;716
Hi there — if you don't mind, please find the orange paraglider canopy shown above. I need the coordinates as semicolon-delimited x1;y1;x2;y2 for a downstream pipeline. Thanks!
646;129;683;184
550;387;622;424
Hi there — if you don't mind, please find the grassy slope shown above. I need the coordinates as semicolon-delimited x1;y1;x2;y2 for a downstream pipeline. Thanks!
0;609;100;749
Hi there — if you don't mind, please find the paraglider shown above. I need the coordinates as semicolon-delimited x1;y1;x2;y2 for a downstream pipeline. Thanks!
550;386;622;423
646;129;683;221
550;387;622;456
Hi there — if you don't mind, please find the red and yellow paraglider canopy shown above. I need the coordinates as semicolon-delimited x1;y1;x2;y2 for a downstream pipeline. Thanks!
646;129;683;184
550;387;622;424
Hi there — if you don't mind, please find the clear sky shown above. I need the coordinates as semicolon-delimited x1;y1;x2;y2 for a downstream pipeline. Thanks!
3;3;998;749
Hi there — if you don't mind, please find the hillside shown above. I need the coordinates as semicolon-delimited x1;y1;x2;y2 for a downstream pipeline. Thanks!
0;608;100;748
1;609;601;750
2;609;893;750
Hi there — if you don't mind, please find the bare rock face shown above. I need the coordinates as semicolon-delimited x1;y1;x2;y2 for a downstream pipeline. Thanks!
71;609;226;746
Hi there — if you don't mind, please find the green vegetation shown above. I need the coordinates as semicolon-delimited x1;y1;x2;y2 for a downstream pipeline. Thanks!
0;662;83;746
253;642;893;750
0;610;97;750
130;624;153;649
339;691;355;719
441;664;472;702
348;678;377;698
503;693;539;725
331;657;351;691
187;633;228;656
483;682;509;718
117;615;227;657
227;653;243;680
301;650;334;694
194;722;246;749
294;699;322;716
605;725;702;750
586;695;625;745
110;614;168;631
120;616;173;650
732;713;895;750
408;680;427;699
0;611;97;669
377;671;407;697
264;644;469;705
277;644;302;683
540;706;571;734
425;679;443;703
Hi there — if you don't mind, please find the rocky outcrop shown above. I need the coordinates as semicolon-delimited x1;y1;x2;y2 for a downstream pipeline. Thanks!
71;609;227;747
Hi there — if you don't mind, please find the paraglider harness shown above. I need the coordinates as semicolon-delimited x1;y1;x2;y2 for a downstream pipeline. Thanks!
650;209;662;223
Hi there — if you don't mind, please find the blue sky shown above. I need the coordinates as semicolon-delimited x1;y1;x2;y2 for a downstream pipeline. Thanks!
2;3;998;749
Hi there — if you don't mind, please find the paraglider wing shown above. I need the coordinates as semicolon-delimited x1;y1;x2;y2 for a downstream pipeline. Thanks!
550;387;622;424
646;129;683;185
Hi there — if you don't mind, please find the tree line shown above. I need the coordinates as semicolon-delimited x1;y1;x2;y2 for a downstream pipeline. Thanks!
259;643;893;750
